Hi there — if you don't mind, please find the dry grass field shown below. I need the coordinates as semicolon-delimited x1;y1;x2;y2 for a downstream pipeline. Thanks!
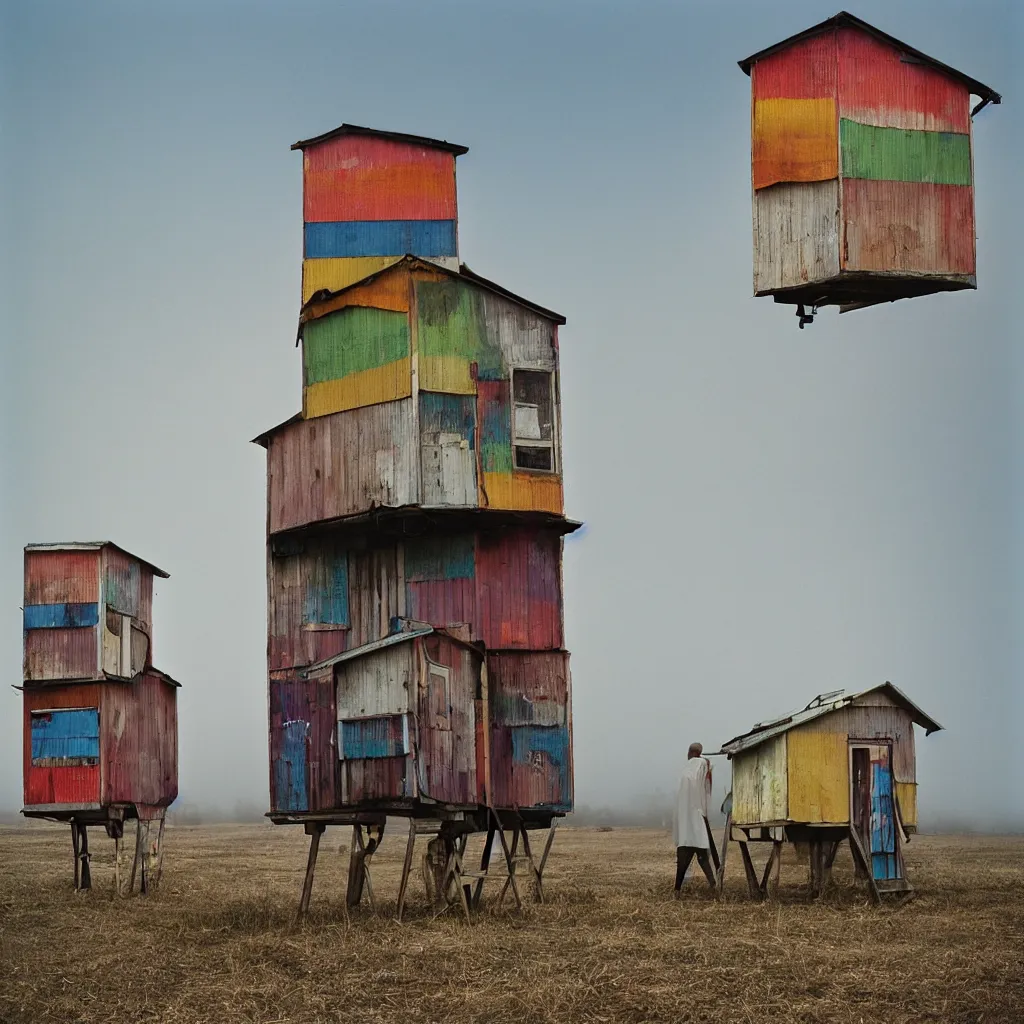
0;822;1021;1024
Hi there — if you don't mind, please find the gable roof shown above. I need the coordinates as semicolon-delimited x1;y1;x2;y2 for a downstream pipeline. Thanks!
298;255;566;329
25;542;170;579
738;11;1001;110
291;123;469;156
718;682;943;757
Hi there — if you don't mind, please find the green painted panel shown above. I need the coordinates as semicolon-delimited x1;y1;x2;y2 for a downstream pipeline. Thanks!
416;280;503;379
840;119;972;186
303;307;410;386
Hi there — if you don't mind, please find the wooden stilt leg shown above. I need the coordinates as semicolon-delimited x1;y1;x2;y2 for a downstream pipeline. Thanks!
298;824;323;918
717;813;732;892
346;825;365;909
71;824;81;891
79;826;92;890
396;820;417;922
152;816;166;888
114;835;121;897
704;817;721;873
138;819;151;895
848;827;881;904
534;822;557;904
759;841;779;897
520;826;542;903
738;839;761;900
472;825;496;909
496;822;522;909
128;820;142;895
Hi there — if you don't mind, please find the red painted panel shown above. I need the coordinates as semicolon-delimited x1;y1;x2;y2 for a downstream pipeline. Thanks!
304;136;457;223
269;674;337;812
24;550;99;605
23;683;103;808
476;531;563;649
406;578;476;631
842;178;975;275
340;756;410;803
101;673;178;808
24;627;98;681
752;32;838;100
837;28;970;133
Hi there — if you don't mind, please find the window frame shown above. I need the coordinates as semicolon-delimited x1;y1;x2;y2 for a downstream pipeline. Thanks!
510;367;559;475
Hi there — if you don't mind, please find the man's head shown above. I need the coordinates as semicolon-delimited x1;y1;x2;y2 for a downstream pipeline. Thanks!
687;742;703;759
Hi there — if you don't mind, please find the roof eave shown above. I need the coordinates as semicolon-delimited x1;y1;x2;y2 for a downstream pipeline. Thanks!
291;123;468;156
25;542;170;579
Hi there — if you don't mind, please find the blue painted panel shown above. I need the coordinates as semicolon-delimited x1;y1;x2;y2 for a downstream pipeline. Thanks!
404;535;475;582
419;392;476;448
31;708;100;763
339;715;409;760
274;720;308;812
303;552;348;625
23;603;99;629
870;758;898;880
511;724;571;811
304;219;457;259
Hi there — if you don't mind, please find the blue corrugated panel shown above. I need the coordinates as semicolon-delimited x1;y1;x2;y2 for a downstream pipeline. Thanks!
870;759;898;880
304;219;457;258
303;552;348;625
339;715;409;759
23;603;99;629
31;708;100;762
511;724;571;810
419;392;476;448
405;535;475;581
274;720;308;812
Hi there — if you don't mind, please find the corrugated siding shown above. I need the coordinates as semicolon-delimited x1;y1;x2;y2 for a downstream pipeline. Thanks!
303;272;411;320
477;532;563;649
840;120;971;185
302;256;404;304
268;541;349;671
23;683;103;807
752;179;840;293
730;733;788;825
751;32;838;190
837;27;971;133
103;547;153;627
269;674;337;813
101;673;178;808
24;626;99;682
488;651;572;812
24;603;99;629
420;392;477;506
335;641;414;719
786;730;848;823
339;715;409;759
405;534;476;630
303;136;457;224
842;178;975;276
24;550;99;605
30;708;99;762
305;220;457;260
266;400;417;534
347;546;403;649
416;636;478;805
340;756;411;804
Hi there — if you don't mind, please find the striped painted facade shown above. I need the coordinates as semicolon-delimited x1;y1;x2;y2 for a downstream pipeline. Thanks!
743;15;998;307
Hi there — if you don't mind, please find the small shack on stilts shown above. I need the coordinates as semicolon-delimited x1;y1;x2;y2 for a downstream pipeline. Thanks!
715;683;942;902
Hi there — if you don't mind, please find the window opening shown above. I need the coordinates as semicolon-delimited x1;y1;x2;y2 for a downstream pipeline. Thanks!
512;369;556;473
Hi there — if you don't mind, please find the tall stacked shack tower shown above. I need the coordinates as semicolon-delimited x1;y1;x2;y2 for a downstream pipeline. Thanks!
21;542;180;893
255;124;579;915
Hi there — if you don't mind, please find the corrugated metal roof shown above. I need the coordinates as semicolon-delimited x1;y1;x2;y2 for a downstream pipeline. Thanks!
291;123;469;156
738;11;1001;106
299;255;567;327
25;543;170;579
251;413;301;447
718;682;943;756
301;627;434;678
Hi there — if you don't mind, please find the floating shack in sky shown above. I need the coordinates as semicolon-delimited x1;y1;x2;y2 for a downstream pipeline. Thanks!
255;124;579;918
717;683;942;901
739;11;1000;325
21;542;179;894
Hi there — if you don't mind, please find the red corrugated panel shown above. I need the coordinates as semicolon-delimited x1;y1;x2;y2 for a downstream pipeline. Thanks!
340;756;410;803
24;627;98;681
24;550;99;605
269;674;337;813
103;547;154;628
843;178;975;275
487;651;569;726
837;28;970;132
752;31;838;99
101;673;178;808
23;683;103;807
304;136;457;223
476;531;563;649
406;578;475;631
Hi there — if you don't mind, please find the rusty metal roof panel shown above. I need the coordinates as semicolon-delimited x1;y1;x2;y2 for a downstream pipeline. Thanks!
25;543;170;579
291;123;469;156
738;11;1001;104
301;627;433;677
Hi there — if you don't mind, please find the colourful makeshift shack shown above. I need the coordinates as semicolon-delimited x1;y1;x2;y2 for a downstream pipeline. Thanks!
739;11;1001;324
255;123;579;919
717;683;942;900
21;542;180;894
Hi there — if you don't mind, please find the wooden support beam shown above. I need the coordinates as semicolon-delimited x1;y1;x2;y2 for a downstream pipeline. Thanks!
396;820;417;923
298;823;324;918
716;812;732;892
848;827;881;905
79;825;92;890
704;817;721;873
128;820;142;895
758;840;781;898
71;823;81;891
471;825;496;909
738;840;761;901
495;818;523;910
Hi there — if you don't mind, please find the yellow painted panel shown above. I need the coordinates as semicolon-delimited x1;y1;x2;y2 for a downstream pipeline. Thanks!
786;730;849;824
303;273;411;323
303;358;412;418
483;472;563;514
753;97;838;190
419;355;476;395
895;782;917;827
302;257;404;304
730;734;787;825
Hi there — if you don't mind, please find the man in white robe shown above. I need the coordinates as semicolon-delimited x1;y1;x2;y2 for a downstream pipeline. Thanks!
673;742;717;894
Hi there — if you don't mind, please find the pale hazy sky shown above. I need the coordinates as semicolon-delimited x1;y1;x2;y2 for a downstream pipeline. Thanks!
2;0;1020;827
